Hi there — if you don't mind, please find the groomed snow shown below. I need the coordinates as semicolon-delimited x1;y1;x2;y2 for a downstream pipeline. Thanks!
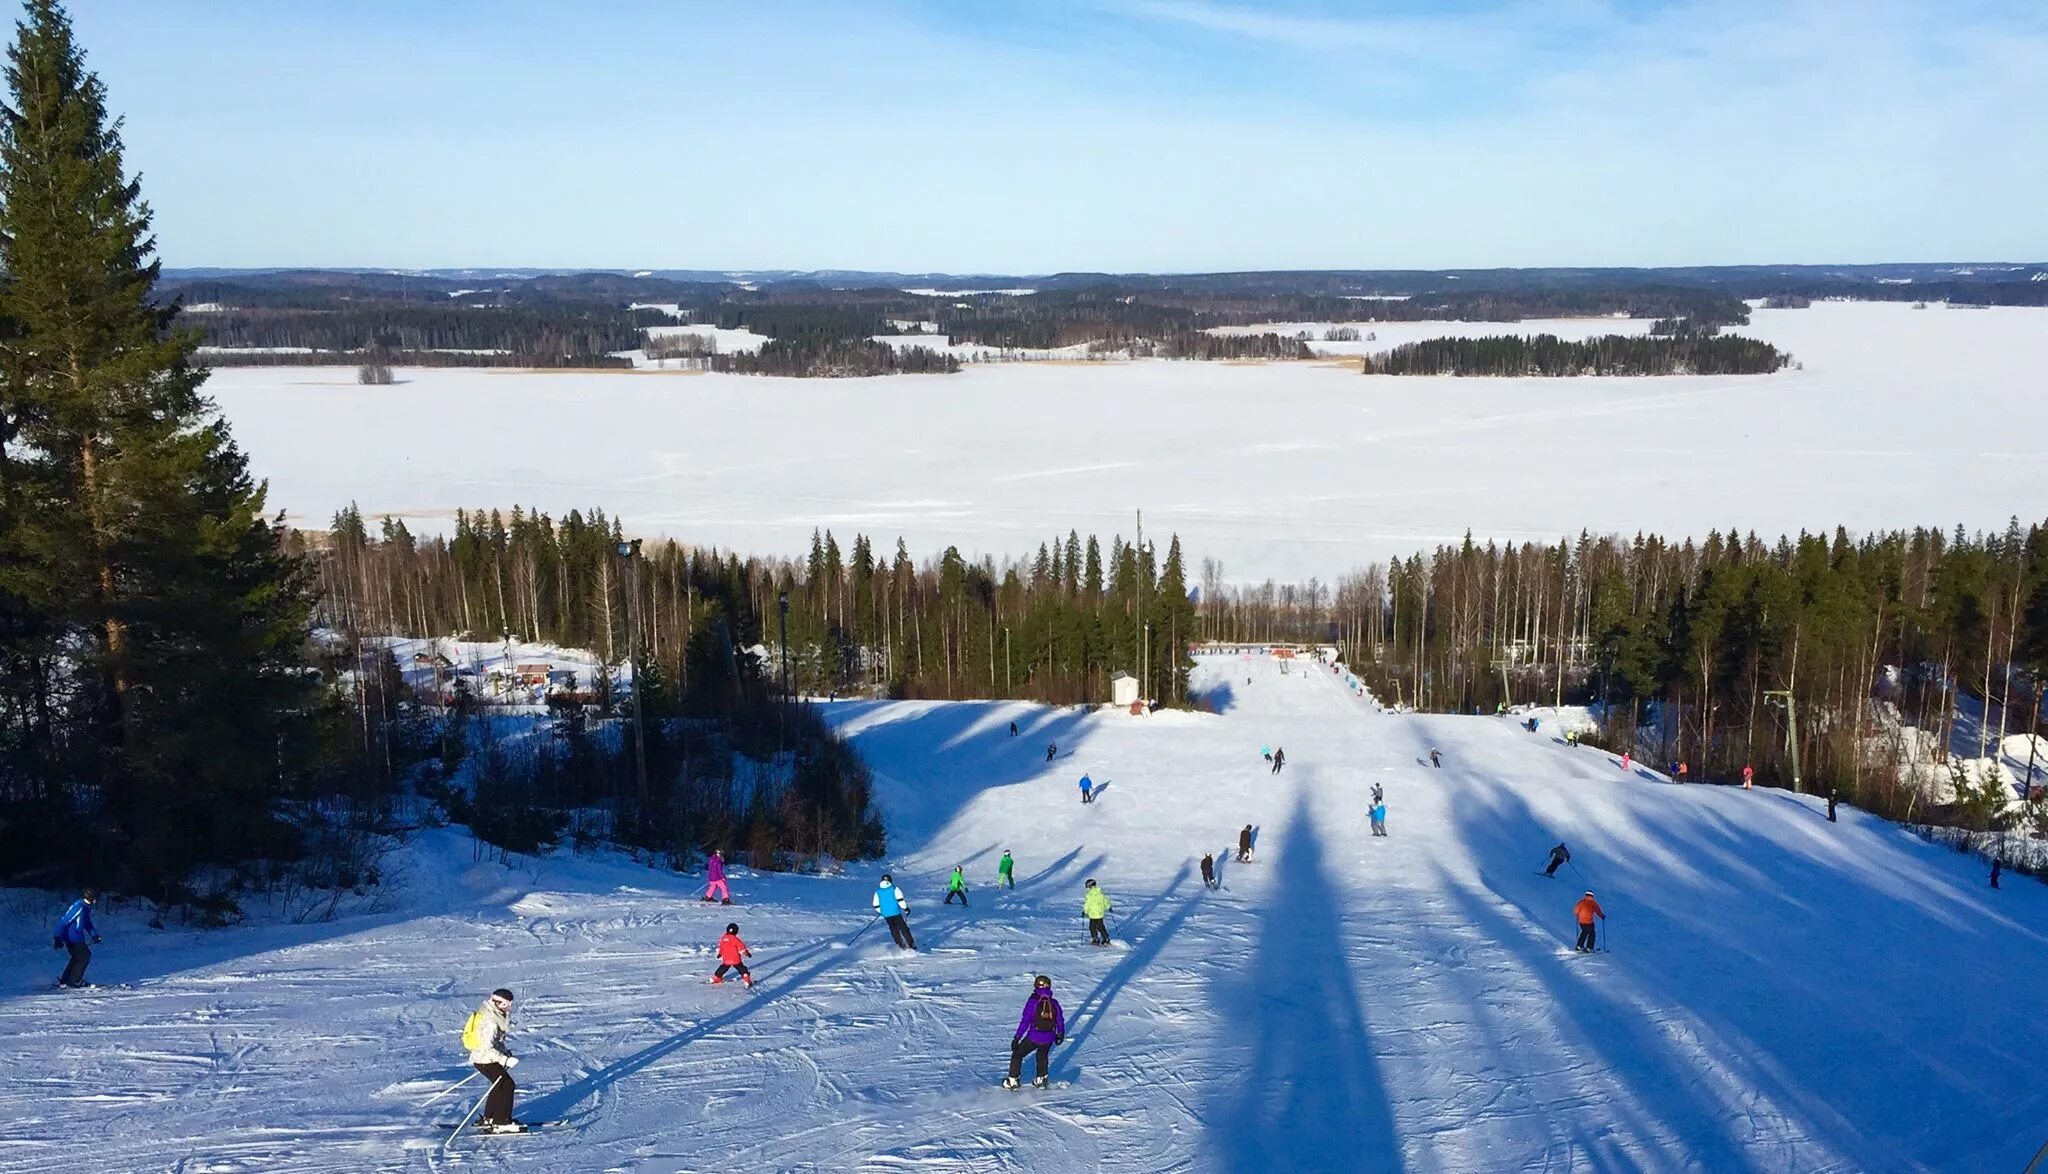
3;653;2042;1170
200;301;2048;580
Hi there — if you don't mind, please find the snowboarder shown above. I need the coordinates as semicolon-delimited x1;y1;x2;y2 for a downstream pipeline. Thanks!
1270;747;1286;775
1009;720;1019;738
1544;843;1571;878
52;888;101;988
1200;853;1217;889
1003;975;1066;1090
1237;824;1254;863
1574;892;1605;953
462;988;523;1132
998;850;1015;889
945;864;969;906
1369;800;1387;836
1991;859;2003;889
873;874;916;950
1046;742;1057;762
704;849;732;905
1826;788;1838;823
1078;774;1094;804
1084;880;1113;945
712;923;754;987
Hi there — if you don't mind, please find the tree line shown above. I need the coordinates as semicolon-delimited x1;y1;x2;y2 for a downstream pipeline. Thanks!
1360;333;1790;376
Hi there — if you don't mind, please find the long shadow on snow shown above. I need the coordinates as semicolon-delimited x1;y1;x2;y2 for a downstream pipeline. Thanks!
1203;800;1402;1173
1058;863;1198;1083
1448;773;2048;1169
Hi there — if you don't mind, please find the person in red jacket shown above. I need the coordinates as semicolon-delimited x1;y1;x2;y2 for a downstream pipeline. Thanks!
712;922;753;987
1574;892;1605;953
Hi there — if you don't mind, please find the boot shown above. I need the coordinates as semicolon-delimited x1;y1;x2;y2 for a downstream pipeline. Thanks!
711;975;726;984
1001;1076;1019;1090
1032;1076;1049;1089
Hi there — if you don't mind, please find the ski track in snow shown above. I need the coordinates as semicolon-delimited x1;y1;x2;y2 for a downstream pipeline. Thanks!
4;654;2047;1170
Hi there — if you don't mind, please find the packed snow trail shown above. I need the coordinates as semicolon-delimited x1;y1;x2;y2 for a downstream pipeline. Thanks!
2;654;2045;1171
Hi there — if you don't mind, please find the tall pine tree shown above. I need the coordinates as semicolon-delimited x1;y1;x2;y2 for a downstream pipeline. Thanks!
0;0;315;885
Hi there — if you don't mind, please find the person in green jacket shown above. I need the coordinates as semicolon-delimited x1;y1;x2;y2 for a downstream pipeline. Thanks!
1083;879;1113;946
997;850;1015;889
945;864;969;907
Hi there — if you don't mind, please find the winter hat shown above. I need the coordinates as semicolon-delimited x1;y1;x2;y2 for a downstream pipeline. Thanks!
82;887;98;902
880;873;893;884
491;988;515;1002
726;922;739;934
1085;879;1097;888
1034;975;1052;989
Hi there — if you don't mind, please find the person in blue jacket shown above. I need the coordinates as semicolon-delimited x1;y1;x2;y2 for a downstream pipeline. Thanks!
873;874;916;950
53;888;102;988
1078;774;1094;804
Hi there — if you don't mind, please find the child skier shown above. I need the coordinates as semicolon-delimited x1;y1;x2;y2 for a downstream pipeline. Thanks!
1369;800;1387;836
1078;774;1094;804
1003;975;1066;1089
1237;824;1254;863
873;874;916;950
462;988;523;1132
51;888;101;988
1009;720;1019;737
1544;843;1571;878
1083;879;1113;945
1574;892;1605;953
1261;743;1272;763
1370;782;1384;806
1742;763;1754;790
1429;748;1442;768
945;865;969;906
998;850;1015;889
1200;853;1217;889
1046;742;1057;762
712;923;753;986
704;849;732;905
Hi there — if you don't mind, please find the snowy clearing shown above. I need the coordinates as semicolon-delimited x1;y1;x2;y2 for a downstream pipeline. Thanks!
201;300;2048;580
2;652;2042;1171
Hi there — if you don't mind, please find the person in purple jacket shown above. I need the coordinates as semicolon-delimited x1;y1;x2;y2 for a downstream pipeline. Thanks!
703;850;732;905
1003;974;1067;1089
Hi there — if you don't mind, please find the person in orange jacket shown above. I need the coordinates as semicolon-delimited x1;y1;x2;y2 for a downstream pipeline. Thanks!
713;922;753;986
1573;892;1605;953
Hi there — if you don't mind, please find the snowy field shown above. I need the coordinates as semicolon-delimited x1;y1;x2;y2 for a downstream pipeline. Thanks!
202;299;2048;579
3;653;2045;1171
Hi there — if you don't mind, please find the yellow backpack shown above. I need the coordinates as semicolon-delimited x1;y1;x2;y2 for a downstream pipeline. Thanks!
461;1010;487;1051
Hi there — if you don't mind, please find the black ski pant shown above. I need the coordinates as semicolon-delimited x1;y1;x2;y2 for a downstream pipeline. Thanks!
945;889;968;906
1009;1038;1051;1081
473;1062;516;1124
885;914;916;950
1544;859;1563;877
1088;917;1108;945
1000;874;1014;889
1271;760;1283;774
1575;922;1598;951
1200;869;1215;888
714;961;751;981
59;941;90;986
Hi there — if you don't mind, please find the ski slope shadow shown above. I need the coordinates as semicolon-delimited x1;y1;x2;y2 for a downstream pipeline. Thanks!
1202;800;1403;1173
1058;863;1199;1082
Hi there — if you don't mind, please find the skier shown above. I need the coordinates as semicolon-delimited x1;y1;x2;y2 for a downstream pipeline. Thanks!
945;864;969;906
1527;717;1540;733
1009;720;1019;738
1544;843;1571;877
1677;761;1689;783
1742;763;1754;790
1084;880;1113;945
1270;747;1286;775
1369;800;1387;836
998;850;1015;889
1573;891;1605;953
1565;730;1579;748
1200;853;1217;889
462;988;523;1132
1003;975;1066;1090
1620;752;1632;773
1370;782;1384;806
51;888;101;989
1826;787;1838;823
712;922;754;987
873;873;916;950
1237;824;1254;863
1261;743;1272;763
704;849;732;905
1046;742;1057;763
1078;774;1094;805
1991;859;2003;890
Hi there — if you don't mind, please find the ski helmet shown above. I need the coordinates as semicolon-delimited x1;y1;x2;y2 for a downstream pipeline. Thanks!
1583;891;1595;897
1034;974;1052;989
880;873;893;884
81;887;98;902
1085;879;1097;888
726;923;739;934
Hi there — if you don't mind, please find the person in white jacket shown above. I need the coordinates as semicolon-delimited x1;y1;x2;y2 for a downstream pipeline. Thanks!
464;988;521;1130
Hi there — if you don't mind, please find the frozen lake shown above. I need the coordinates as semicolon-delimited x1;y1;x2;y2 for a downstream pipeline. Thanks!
204;301;2048;580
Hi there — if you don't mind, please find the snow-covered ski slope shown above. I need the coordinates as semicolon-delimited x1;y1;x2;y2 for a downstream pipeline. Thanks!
4;653;2045;1171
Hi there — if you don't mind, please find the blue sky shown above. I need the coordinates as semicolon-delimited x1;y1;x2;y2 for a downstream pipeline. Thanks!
71;0;2048;272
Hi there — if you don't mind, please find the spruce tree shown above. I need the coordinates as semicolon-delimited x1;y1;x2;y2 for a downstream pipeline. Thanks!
0;0;314;883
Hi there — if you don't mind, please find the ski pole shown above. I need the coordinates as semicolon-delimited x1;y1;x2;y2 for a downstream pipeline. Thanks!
444;1075;503;1152
848;914;881;946
418;1070;478;1110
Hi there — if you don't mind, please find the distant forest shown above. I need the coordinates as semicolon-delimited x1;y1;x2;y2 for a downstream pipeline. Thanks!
1360;334;1792;376
165;262;2048;377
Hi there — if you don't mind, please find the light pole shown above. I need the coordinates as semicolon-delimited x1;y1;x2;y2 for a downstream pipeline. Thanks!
1004;625;1012;695
617;540;649;810
777;590;790;754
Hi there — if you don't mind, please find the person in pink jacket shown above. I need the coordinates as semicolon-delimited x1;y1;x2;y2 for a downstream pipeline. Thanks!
704;850;732;905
